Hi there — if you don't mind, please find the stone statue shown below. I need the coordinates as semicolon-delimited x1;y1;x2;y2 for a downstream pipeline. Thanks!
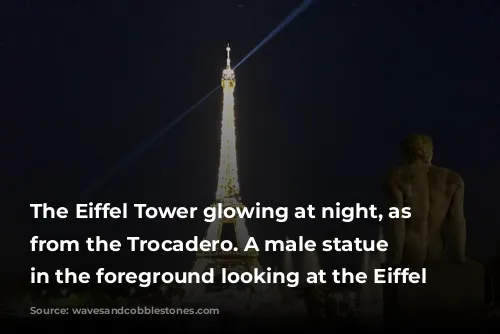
386;134;466;266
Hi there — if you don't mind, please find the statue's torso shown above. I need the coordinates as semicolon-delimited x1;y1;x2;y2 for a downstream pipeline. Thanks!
391;163;462;263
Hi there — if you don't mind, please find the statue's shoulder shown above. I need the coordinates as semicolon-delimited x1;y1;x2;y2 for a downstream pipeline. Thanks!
387;166;403;185
388;165;405;178
430;165;464;188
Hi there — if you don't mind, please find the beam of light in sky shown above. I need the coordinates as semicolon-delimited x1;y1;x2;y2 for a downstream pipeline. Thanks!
234;0;316;70
80;0;317;199
81;87;219;199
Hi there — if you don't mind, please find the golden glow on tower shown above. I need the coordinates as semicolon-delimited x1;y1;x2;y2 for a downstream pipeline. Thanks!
185;45;260;296
216;44;240;203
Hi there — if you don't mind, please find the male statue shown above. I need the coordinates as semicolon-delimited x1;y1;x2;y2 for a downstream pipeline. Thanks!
386;134;466;266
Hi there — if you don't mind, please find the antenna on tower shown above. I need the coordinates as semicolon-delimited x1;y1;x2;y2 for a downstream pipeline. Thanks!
226;43;231;68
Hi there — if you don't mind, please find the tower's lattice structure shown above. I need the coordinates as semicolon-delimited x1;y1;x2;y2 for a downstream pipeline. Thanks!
187;45;261;293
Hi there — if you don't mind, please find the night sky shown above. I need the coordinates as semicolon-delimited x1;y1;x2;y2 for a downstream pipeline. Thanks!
2;1;499;279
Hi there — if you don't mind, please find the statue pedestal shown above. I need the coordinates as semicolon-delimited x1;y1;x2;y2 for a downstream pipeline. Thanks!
383;261;485;329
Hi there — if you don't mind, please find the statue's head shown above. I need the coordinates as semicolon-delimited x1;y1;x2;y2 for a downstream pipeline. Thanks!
400;134;433;164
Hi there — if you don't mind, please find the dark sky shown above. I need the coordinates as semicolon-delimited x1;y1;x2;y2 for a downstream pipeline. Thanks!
2;0;499;278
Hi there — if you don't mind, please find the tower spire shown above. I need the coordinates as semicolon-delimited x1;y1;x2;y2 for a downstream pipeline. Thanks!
226;43;231;69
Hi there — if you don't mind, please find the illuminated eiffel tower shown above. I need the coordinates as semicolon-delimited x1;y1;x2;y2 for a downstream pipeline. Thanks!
187;45;261;294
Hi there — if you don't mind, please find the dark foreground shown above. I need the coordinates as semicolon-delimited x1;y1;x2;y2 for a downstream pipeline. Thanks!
1;314;499;333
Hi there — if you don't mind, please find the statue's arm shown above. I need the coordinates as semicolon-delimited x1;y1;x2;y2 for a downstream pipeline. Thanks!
446;176;466;262
387;170;405;264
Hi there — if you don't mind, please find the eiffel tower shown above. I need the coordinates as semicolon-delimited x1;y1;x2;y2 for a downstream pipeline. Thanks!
186;45;261;295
